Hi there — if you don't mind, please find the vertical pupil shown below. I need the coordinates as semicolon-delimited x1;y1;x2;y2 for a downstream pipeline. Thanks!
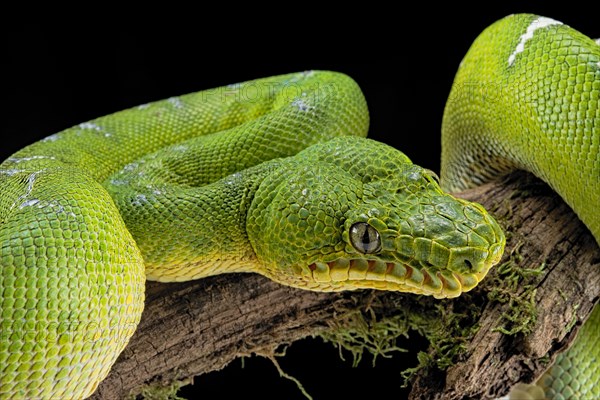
361;226;371;245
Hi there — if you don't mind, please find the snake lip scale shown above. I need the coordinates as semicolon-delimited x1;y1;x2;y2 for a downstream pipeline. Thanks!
304;258;495;299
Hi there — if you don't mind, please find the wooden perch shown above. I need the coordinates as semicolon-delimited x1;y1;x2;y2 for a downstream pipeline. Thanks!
91;171;600;400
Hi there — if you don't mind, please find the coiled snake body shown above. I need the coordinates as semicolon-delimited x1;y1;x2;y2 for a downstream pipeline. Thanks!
0;14;597;399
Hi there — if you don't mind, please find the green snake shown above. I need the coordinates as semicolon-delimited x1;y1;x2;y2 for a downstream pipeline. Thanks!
0;14;597;399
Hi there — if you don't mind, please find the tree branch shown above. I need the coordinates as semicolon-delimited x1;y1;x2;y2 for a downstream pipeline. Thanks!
90;172;600;400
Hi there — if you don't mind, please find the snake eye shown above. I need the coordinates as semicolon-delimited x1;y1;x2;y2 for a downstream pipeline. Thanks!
350;222;381;254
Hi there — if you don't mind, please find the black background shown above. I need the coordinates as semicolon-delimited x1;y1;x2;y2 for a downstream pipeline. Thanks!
3;4;597;400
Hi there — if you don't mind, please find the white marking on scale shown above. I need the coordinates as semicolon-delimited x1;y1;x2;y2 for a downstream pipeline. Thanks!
24;172;38;196
0;169;25;176
19;199;40;209
137;103;150;110
123;162;139;172
79;122;113;137
595;38;600;46
145;185;164;196
110;178;129;186
7;155;56;163
223;172;242;186
23;199;70;215
508;17;562;66
79;122;102;131
42;133;60;142
47;200;65;213
167;97;184;109
11;169;45;210
172;144;189;152
292;99;313;112
132;194;148;206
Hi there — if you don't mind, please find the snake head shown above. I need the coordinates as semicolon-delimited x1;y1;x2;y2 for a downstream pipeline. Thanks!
248;137;505;299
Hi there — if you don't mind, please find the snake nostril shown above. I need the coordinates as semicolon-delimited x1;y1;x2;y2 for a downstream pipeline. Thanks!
464;259;473;270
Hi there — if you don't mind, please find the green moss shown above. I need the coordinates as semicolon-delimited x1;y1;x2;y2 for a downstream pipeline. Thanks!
565;304;581;333
318;308;411;368
317;294;482;387
400;301;482;385
132;378;191;400
538;354;551;367
486;241;545;336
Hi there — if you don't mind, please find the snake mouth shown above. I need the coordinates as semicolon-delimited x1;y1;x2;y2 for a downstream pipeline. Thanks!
303;258;494;299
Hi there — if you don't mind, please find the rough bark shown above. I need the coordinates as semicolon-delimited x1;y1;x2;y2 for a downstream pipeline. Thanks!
91;171;600;400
